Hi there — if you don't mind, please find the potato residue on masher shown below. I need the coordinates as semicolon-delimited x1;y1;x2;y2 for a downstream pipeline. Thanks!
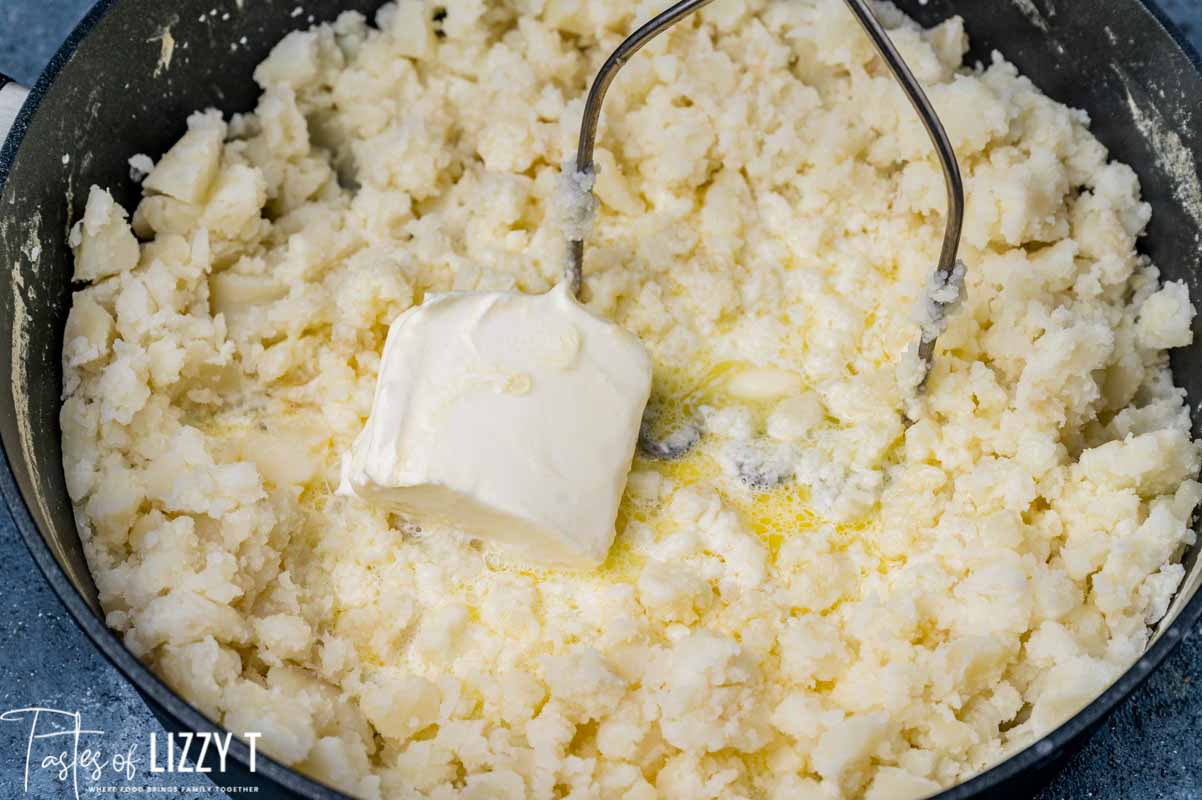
61;1;1200;798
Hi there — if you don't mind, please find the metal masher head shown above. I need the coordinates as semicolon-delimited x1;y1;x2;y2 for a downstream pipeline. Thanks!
567;0;966;462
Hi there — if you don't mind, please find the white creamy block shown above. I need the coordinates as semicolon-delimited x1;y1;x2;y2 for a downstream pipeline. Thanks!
341;283;652;567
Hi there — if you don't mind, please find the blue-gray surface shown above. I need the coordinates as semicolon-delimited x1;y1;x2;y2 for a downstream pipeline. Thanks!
1;1;1201;798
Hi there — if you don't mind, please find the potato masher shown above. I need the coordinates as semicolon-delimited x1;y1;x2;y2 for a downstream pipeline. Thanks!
565;0;965;463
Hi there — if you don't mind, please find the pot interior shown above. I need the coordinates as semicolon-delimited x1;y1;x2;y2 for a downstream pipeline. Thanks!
1;0;1200;795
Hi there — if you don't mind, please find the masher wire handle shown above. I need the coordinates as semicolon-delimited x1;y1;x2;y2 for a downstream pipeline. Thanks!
841;0;965;372
566;0;719;297
568;1;964;378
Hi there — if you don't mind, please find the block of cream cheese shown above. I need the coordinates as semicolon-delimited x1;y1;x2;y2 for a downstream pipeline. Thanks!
340;282;652;567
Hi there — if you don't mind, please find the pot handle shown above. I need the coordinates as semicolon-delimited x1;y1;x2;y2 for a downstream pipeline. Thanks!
0;75;29;147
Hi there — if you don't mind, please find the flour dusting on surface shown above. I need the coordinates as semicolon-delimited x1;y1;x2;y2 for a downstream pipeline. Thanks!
1124;85;1202;241
1010;0;1050;31
11;211;72;578
151;27;176;77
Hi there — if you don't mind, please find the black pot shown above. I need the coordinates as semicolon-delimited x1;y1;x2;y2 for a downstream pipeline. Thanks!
1;1;1200;797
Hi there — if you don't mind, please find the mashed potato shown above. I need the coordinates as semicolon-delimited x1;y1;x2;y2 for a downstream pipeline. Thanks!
61;1;1200;798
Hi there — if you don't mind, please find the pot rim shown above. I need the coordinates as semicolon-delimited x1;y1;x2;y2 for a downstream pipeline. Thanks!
1;1;1200;798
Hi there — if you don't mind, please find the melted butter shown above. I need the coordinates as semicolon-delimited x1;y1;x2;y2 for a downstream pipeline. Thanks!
489;352;835;583
744;482;819;557
631;355;828;561
640;357;792;449
635;448;822;562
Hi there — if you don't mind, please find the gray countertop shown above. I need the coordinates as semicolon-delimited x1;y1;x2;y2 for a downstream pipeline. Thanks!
1;1;1200;799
